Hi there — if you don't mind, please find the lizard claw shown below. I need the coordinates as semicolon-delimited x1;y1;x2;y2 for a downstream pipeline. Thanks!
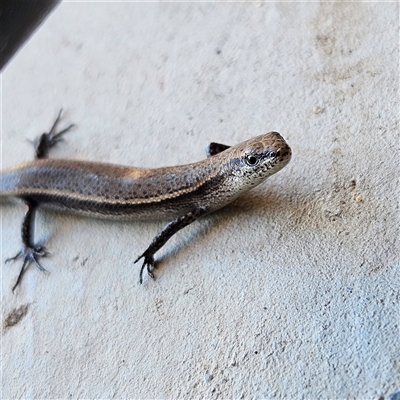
134;251;155;284
6;246;48;293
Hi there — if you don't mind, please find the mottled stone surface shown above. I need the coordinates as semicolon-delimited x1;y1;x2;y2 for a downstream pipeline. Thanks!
2;2;399;399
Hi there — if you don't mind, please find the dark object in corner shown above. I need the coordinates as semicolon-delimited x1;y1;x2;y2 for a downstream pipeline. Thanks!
0;0;61;70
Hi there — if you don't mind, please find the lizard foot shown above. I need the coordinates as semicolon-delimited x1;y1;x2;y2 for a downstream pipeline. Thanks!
6;246;48;293
134;251;155;284
34;109;75;158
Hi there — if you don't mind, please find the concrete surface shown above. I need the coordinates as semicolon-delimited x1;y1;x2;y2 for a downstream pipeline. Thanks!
1;2;399;399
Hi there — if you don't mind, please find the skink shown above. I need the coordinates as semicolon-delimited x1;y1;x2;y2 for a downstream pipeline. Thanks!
1;111;292;291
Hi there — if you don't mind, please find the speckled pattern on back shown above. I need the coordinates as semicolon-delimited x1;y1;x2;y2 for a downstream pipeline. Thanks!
1;132;291;219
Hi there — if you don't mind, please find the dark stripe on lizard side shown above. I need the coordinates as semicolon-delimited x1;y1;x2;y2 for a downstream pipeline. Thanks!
18;172;228;219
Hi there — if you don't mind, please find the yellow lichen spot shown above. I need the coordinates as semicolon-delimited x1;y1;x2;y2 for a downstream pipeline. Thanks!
354;195;363;203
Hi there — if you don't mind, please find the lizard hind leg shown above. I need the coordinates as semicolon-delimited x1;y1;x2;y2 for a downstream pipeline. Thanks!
5;201;48;293
34;109;75;159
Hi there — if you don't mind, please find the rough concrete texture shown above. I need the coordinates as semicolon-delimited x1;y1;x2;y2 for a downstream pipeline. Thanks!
1;2;399;399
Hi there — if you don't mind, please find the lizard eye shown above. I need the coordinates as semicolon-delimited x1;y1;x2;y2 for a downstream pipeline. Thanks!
244;154;260;166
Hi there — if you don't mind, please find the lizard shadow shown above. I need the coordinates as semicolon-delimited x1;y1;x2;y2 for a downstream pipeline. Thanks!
151;188;298;279
2;189;301;286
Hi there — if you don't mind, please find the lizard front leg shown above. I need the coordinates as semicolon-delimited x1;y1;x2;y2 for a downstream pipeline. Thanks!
135;207;207;283
206;142;230;158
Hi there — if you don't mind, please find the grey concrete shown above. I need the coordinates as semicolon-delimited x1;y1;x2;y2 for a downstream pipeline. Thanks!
1;2;399;399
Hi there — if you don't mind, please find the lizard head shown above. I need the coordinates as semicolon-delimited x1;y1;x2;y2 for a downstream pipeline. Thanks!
227;131;292;189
